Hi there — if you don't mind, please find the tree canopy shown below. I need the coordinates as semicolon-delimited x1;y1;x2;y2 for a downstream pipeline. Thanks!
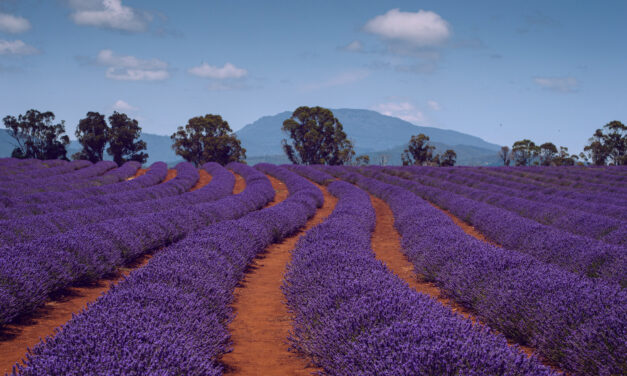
401;133;435;166
106;112;148;165
171;114;246;166
73;112;109;163
3;109;70;160
584;120;626;165
512;139;539;166
439;149;457;167
498;146;511;166
281;106;354;165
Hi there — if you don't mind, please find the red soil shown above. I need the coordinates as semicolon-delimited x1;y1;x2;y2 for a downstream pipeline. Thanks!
190;169;212;191
126;168;147;180
0;254;153;375
427;202;500;246
0;169;197;373
232;172;246;194
162;169;177;183
369;195;565;374
221;180;336;375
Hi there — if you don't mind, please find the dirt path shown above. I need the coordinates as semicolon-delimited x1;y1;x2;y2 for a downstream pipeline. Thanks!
427;202;499;246
221;181;336;375
190;169;212;191
369;195;565;373
0;254;152;375
126;168;147;181
163;169;177;183
232;172;246;194
0;169;204;374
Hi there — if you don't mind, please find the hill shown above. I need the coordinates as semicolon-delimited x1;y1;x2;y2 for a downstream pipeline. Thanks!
236;109;501;165
1;109;503;166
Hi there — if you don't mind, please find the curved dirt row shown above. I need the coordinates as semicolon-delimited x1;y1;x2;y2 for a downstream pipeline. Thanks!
0;168;210;375
126;168;147;181
369;195;565;374
221;181;336;375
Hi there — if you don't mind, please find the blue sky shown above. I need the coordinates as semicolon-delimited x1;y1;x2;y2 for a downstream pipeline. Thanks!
1;0;625;153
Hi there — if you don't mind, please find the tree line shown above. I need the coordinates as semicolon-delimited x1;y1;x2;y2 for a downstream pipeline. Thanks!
498;121;626;166
4;107;623;167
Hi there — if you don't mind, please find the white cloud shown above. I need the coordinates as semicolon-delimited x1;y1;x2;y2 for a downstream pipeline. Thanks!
112;99;137;111
427;100;441;110
364;9;451;46
372;102;425;124
188;62;247;79
0;13;31;34
0;39;38;55
304;69;370;90
342;40;363;52
69;0;151;32
95;49;169;81
533;76;578;93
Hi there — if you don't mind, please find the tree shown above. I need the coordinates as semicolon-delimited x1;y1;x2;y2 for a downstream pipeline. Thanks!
603;121;626;165
401;133;435;166
439;149;457;167
281;106;354;165
583;121;626;166
355;154;370;166
171;114;246;166
106;112;148;165
498;146;511;166
512;139;539;166
539;142;558;166
73;112;109;162
3;109;70;160
553;146;578;166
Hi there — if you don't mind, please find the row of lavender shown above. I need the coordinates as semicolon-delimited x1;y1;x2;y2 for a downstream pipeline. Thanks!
13;164;323;375
394;166;627;245
0;162;274;326
0;161;115;196
283;172;555;375
0;159;86;181
0;162;199;244
0;161;142;209
328;166;625;376
457;166;627;208
478;166;627;200
360;167;626;287
409;166;627;220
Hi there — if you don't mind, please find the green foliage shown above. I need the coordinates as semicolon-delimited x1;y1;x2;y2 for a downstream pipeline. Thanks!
583;121;627;165
539;142;558;166
512;139;539;166
401;133;435;166
72;112;109;163
439;149;457;167
281;106;354;165
355;154;370;166
2;109;70;160
106;112;148;165
498;146;511;166
171;114;246;166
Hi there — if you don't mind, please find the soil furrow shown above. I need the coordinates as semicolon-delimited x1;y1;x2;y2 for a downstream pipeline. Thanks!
221;181;336;376
0;168;212;375
369;195;565;374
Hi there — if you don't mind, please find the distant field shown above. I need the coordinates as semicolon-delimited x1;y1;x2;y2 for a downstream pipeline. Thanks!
0;158;624;375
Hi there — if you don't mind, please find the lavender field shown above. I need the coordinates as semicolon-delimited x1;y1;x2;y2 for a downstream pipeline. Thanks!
0;158;625;376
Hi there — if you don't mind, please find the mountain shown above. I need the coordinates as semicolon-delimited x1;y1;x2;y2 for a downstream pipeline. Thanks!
236;109;502;165
1;109;503;166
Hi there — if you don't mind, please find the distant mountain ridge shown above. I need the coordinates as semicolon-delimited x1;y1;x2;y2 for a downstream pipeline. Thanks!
237;108;501;165
1;109;503;166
